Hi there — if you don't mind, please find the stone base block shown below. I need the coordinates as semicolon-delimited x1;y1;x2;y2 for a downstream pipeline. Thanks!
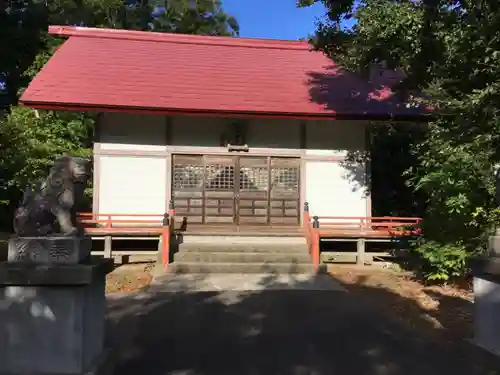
0;259;114;286
489;236;500;257
0;277;106;374
473;276;500;357
8;236;91;264
0;259;113;375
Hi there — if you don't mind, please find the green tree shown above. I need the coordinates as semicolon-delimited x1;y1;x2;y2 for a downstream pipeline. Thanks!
0;108;93;195
300;0;500;280
150;0;239;35
0;1;48;106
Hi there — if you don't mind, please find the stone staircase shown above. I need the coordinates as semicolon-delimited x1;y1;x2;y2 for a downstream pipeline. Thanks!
162;235;315;275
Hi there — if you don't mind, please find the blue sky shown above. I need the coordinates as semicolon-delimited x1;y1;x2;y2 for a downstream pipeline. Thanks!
222;0;327;40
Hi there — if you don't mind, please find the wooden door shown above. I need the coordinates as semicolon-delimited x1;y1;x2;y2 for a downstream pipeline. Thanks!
171;154;300;227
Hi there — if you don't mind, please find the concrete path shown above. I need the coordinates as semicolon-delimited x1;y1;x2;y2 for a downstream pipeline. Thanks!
105;275;500;375
150;273;348;292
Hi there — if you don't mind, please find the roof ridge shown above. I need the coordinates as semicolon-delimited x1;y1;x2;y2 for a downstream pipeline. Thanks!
48;26;313;51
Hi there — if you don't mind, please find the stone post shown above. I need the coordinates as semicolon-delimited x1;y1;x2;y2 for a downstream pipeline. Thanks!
0;236;113;374
471;235;500;357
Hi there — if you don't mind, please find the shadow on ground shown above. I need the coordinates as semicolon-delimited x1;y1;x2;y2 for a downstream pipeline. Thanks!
106;273;500;375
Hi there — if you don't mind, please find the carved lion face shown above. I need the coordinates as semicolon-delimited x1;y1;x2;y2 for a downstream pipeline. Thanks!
69;157;90;183
52;156;90;183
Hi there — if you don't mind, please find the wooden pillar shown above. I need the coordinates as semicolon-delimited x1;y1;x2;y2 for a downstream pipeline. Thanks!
162;213;170;270
104;236;112;259
303;201;310;229
357;238;366;266
168;199;175;214
312;216;320;269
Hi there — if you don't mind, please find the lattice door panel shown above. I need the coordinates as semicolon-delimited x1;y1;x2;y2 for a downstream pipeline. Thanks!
172;155;204;224
270;157;300;225
238;156;269;225
203;155;237;224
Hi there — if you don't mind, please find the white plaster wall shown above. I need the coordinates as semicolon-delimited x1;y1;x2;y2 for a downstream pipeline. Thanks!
304;120;369;219
98;112;166;151
98;155;166;222
170;115;226;147
96;113;370;219
99;113;366;154
246;118;301;149
306;120;366;156
170;116;301;150
305;161;369;221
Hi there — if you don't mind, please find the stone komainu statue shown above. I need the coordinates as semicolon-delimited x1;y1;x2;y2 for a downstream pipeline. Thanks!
13;156;90;237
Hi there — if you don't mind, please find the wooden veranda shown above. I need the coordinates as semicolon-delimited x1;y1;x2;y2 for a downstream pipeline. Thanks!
77;201;422;269
302;203;422;269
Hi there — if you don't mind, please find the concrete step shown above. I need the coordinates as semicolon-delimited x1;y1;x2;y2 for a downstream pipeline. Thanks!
168;262;316;274
174;251;311;264
177;231;304;238
178;243;309;254
180;235;307;246
150;273;344;292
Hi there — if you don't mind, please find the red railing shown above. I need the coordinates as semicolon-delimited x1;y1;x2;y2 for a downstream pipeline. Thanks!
77;201;176;269
314;216;422;237
303;203;320;271
302;202;423;271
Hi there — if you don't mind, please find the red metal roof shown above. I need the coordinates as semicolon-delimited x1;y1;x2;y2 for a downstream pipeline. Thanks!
20;26;427;119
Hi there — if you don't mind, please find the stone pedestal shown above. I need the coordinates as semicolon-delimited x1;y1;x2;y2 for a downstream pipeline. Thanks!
473;275;500;356
488;235;500;257
7;236;91;263
0;236;113;375
471;236;500;357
